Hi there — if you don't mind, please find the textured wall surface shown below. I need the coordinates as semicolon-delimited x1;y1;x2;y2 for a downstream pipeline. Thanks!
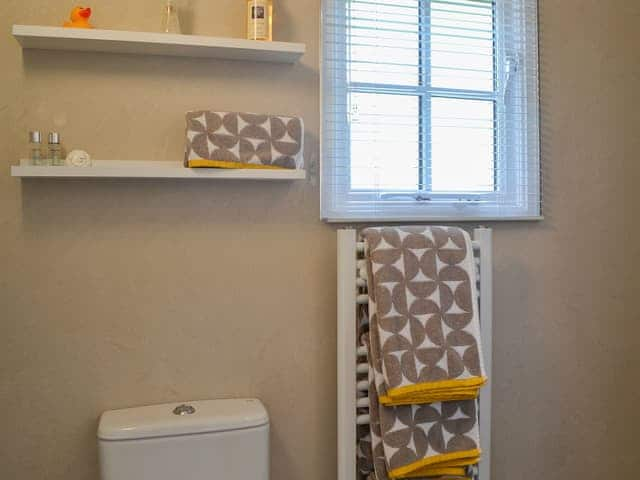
1;1;638;479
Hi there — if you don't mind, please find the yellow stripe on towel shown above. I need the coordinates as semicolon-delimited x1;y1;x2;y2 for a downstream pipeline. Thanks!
402;466;468;478
387;449;481;479
187;159;289;170
381;377;488;406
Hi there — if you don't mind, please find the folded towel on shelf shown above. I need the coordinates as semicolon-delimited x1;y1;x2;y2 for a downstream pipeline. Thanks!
184;111;304;169
362;226;486;406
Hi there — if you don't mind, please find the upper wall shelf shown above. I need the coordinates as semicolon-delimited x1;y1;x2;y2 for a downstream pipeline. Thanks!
12;160;306;180
12;25;306;64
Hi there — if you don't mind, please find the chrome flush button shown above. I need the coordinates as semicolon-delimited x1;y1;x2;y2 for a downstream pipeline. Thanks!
173;404;196;415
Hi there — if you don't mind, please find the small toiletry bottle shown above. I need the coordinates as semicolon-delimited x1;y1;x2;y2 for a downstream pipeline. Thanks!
247;0;273;41
162;0;182;34
28;131;46;166
48;132;64;166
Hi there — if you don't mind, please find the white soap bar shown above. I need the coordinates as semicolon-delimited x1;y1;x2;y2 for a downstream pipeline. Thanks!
66;150;92;167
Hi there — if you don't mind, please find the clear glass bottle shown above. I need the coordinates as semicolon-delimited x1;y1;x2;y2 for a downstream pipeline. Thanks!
48;132;64;166
162;0;182;34
28;131;47;166
247;0;273;41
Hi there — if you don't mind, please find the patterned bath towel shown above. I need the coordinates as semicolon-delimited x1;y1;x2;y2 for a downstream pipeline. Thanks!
362;226;486;406
365;313;480;479
184;111;303;170
369;368;479;479
368;474;469;480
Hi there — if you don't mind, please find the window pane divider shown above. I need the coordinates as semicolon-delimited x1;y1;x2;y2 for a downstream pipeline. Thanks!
347;82;421;93
430;88;496;100
420;0;431;191
347;83;496;101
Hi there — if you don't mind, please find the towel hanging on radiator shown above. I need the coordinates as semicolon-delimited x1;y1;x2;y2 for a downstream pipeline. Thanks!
364;316;479;480
361;226;487;406
359;226;487;479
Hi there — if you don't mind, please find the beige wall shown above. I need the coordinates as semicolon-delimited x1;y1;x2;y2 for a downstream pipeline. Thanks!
0;0;638;479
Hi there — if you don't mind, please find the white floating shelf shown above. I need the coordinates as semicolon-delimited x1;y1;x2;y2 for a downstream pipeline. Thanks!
12;25;305;63
11;160;306;180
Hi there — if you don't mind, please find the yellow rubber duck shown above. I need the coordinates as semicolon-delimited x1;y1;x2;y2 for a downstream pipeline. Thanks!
63;6;93;29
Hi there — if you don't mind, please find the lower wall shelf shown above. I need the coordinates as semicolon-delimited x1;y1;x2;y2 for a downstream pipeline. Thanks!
11;160;306;180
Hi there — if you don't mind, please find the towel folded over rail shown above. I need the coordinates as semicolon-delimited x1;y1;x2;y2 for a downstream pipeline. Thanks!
357;226;486;479
369;371;479;479
365;320;480;479
184;111;304;169
362;226;486;406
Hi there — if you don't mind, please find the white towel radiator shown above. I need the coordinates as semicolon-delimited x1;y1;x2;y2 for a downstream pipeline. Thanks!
337;228;493;480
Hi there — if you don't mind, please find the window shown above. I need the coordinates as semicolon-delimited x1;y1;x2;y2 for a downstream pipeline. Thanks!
321;0;541;221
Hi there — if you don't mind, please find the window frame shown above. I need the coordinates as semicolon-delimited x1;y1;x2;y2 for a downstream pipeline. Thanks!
320;0;541;222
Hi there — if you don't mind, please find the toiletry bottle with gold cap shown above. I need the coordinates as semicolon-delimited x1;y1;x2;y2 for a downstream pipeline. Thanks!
28;131;46;166
48;132;64;166
247;0;272;41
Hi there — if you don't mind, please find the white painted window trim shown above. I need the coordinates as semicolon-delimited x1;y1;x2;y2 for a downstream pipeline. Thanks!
320;0;542;222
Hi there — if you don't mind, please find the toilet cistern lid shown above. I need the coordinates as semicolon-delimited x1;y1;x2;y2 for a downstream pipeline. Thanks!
97;398;268;441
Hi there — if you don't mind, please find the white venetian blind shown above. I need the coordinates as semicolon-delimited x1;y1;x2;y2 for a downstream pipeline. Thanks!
321;0;541;222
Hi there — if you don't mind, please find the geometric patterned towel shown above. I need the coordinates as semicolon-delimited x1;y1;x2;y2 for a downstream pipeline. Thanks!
362;226;486;406
184;111;304;170
368;476;469;480
369;369;480;479
365;303;480;479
